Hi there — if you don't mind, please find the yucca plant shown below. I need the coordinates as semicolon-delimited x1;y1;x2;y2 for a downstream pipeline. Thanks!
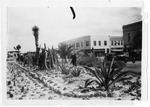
84;57;141;91
70;67;82;77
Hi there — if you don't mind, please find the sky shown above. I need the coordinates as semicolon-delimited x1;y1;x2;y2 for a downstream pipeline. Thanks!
7;7;142;53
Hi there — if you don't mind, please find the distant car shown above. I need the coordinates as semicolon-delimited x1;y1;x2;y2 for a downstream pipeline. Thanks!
106;52;136;63
116;54;128;63
116;53;136;63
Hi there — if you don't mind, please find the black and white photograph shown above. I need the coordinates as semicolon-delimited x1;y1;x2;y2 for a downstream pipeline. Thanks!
2;0;147;104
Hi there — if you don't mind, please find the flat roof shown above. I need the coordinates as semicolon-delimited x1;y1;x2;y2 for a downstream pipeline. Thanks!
123;21;142;28
59;35;119;44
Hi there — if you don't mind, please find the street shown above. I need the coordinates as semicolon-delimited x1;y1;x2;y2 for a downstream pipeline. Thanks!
122;61;141;73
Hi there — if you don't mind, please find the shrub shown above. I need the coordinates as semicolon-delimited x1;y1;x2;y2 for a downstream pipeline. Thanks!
70;67;82;77
84;57;141;91
105;60;126;69
77;55;98;67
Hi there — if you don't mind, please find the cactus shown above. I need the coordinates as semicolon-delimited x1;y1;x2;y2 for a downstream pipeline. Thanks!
38;43;48;70
32;26;39;65
46;46;59;70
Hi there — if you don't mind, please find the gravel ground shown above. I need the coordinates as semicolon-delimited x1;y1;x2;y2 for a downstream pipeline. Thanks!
6;62;141;100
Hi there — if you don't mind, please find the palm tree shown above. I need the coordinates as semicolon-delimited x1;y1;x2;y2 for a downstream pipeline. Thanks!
32;26;40;65
58;43;73;63
14;44;21;51
14;44;21;61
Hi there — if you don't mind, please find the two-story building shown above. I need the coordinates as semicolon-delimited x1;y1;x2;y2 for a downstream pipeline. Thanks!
123;21;142;52
59;35;123;56
110;36;124;53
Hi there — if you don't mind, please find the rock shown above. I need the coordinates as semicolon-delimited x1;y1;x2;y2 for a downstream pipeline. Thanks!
48;97;52;100
9;93;13;98
7;81;11;85
81;88;89;93
63;87;67;90
19;97;23;100
116;98;121;100
21;87;24;92
130;92;136;96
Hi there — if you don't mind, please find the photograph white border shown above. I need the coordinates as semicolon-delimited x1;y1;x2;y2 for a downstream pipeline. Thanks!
1;0;147;105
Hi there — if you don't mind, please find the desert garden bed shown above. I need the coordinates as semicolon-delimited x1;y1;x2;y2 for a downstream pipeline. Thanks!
7;62;141;100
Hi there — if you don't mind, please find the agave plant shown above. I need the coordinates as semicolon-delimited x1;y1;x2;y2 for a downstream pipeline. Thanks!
59;62;73;75
70;67;82;77
84;57;141;91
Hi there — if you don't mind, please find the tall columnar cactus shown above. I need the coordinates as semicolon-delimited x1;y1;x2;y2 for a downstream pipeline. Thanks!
32;26;39;65
47;48;51;69
49;48;54;69
39;43;48;70
46;46;59;70
52;46;59;69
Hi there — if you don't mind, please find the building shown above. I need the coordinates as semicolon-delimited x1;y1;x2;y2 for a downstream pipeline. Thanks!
59;35;123;56
123;21;142;52
7;51;19;61
110;36;124;53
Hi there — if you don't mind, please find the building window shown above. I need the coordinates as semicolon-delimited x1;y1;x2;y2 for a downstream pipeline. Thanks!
104;41;107;46
116;40;118;45
81;42;83;47
111;40;113;45
93;41;96;46
76;42;80;47
114;40;116;45
121;40;123;45
99;41;101;46
118;40;120;45
86;41;89;46
73;43;75;47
